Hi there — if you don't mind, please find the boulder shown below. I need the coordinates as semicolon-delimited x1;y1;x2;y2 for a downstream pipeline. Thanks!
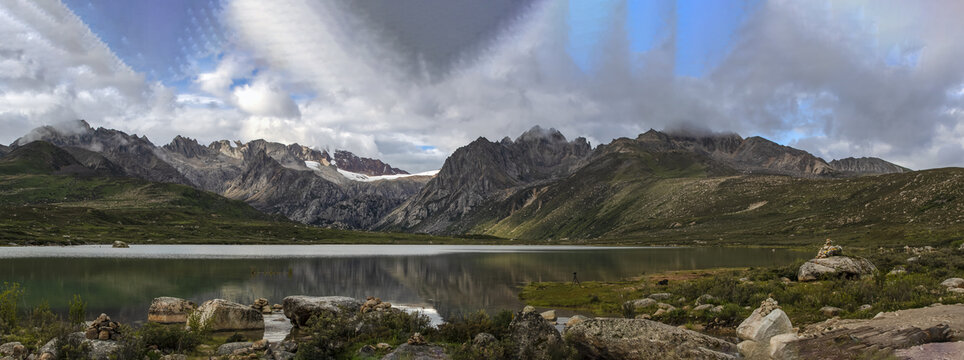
540;310;556;322
888;266;907;276
148;297;196;323
566;318;739;359
86;340;121;360
797;256;877;282
194;299;264;332
819;306;842;317
736;299;793;343
694;304;713;311
625;298;657;312
566;315;587;328
507;308;563;359
282;296;362;327
360;297;393;313
217;342;253;356
111;241;129;248
940;278;964;288
381;343;449;360
649;293;673;300
736;340;767;360
768;333;799;360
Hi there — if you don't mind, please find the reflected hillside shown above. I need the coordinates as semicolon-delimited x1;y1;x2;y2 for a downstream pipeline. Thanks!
1;247;809;322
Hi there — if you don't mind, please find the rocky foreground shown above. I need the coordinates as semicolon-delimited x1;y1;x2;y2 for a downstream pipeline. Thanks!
3;291;963;360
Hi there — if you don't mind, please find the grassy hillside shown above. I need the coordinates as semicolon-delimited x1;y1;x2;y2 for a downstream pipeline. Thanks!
0;142;471;244
466;140;964;247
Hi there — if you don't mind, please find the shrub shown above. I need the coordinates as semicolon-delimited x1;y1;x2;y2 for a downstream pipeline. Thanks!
67;294;86;326
0;282;22;332
435;310;513;343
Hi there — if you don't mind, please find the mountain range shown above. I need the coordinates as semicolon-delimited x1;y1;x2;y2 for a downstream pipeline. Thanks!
3;120;962;246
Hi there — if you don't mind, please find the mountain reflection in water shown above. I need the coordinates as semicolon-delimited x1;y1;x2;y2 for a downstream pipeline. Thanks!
0;245;809;324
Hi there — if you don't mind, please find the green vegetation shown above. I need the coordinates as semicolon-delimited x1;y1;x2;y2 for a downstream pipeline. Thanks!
0;143;501;245
463;140;964;247
521;246;964;332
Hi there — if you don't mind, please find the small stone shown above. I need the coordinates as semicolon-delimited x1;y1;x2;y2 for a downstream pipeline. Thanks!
780;277;792;284
112;241;129;248
376;343;391;350
566;315;587;327
710;305;724;313
696;294;715;305
819;306;842;317
522;305;536;314
635;314;652;320
98;330;110;340
858;304;873;312
648;293;672;300
540;310;556;322
694;304;713;311
653;308;667;317
357;344;376;357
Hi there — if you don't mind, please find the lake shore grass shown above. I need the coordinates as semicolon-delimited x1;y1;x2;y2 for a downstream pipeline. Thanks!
520;246;964;333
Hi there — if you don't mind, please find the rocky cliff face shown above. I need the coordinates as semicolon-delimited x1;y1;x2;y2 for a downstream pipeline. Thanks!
333;150;408;176
0;144;9;157
11;121;426;230
634;130;836;177
12;120;190;184
830;157;910;175
377;126;591;233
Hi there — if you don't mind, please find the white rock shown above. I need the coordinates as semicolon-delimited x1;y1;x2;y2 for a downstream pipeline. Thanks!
737;308;793;342
940;278;964;288
768;333;799;360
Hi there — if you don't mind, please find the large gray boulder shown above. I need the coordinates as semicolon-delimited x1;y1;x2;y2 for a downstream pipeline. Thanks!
736;309;793;342
86;340;121;360
282;296;362;327
380;343;449;360
0;342;25;359
193;299;264;332
797;256;877;281
565;318;739;360
148;297;196;324
508;308;564;359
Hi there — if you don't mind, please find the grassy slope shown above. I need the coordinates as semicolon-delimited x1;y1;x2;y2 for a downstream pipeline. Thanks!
0;143;478;244
466;141;964;247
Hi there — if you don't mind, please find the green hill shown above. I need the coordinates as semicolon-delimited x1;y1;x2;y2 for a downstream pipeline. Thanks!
464;139;964;247
0;141;457;244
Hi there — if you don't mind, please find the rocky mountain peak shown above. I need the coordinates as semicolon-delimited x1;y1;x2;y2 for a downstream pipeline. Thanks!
830;157;910;175
163;136;210;159
333;150;408;176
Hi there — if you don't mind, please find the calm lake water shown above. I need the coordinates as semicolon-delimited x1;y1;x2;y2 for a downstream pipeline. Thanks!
0;245;809;324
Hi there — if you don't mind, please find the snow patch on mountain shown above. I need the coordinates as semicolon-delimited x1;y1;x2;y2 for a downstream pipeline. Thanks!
305;161;435;181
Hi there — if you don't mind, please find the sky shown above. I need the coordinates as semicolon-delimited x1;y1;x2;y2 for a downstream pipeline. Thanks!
1;0;963;172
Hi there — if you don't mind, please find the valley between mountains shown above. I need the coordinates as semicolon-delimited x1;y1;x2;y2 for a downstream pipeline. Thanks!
1;120;961;246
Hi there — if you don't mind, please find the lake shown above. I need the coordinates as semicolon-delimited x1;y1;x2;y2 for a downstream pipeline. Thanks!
0;245;809;325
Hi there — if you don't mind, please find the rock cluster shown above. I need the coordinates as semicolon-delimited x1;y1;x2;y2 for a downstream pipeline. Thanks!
941;278;964;294
283;295;362;327
85;313;121;341
815;239;842;258
360;296;392;313
215;339;296;360
0;341;26;359
252;298;272;314
735;298;796;360
407;332;426;346
565;318;739;359
798;241;877;282
111;240;129;248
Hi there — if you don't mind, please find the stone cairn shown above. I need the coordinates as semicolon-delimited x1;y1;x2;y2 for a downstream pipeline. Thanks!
815;239;842;259
758;297;779;316
84;313;121;341
360;296;393;313
407;332;427;345
251;298;272;314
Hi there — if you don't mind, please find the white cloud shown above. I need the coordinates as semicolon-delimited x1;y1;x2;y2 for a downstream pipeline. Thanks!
1;0;963;173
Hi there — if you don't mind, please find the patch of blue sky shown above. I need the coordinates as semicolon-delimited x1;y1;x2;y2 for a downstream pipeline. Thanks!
62;0;226;87
674;0;758;78
418;145;437;151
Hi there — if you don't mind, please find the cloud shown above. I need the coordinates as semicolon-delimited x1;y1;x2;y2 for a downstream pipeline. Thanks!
1;0;963;173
